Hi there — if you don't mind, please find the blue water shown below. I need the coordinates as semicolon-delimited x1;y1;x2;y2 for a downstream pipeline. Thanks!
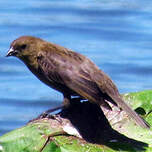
1;0;152;135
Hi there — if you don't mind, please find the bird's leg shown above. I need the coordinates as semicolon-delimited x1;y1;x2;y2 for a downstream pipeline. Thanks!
41;105;65;116
38;94;71;118
28;105;65;123
28;95;71;123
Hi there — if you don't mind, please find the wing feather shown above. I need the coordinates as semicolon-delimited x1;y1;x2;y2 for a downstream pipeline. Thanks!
37;50;102;102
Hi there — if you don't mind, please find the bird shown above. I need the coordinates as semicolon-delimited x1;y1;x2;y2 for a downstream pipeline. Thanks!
6;36;149;128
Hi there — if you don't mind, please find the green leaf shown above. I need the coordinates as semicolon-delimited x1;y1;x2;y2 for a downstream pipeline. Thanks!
123;90;152;115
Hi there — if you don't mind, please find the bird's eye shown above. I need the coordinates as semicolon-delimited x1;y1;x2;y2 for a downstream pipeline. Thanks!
20;44;27;50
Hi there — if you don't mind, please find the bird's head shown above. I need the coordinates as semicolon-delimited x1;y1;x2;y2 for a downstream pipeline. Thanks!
6;36;43;61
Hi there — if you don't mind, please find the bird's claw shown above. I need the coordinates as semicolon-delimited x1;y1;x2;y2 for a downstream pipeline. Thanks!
28;112;50;123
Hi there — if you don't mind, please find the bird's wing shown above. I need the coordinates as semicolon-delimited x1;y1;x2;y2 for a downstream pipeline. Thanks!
91;70;120;100
37;51;65;85
37;48;120;105
37;50;102;102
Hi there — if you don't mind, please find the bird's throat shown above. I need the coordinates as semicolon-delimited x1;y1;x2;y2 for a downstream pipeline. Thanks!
21;55;39;72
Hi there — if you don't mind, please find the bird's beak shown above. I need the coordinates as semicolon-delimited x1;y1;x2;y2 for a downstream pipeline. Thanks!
6;47;18;57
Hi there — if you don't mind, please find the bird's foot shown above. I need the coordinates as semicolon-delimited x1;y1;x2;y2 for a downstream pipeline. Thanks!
28;112;50;123
28;105;64;123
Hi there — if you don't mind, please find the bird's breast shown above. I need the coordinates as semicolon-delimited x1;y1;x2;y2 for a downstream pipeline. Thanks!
26;63;77;96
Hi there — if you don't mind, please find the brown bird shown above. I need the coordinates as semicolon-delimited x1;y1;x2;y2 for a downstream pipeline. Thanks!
6;36;149;128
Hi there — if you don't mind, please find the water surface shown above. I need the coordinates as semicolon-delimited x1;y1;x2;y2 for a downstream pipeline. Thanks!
1;0;152;135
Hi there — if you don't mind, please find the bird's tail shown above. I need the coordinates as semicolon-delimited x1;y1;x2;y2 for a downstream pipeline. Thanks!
112;96;150;129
